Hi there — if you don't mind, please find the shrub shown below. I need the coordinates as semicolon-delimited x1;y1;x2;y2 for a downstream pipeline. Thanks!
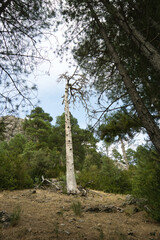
78;157;132;194
0;141;33;190
132;146;160;221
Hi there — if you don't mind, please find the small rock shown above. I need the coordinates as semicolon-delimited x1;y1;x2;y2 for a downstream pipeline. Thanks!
128;231;134;236
150;232;156;236
28;227;32;233
78;219;84;223
133;207;139;213
84;205;117;213
64;231;71;235
120;209;124;213
120;202;127;207
144;205;151;213
76;225;82;228
56;211;62;215
0;211;11;223
117;207;124;213
3;222;10;228
125;194;132;201
124;221;129;224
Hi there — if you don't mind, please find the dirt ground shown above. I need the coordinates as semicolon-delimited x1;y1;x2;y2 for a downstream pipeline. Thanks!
0;188;160;240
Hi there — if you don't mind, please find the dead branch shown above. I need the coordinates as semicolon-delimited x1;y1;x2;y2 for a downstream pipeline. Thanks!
41;176;61;190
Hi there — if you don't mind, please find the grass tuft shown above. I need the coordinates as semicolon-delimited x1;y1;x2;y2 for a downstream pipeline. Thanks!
10;206;21;227
71;201;82;217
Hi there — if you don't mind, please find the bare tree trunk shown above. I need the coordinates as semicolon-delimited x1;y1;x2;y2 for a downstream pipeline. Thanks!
88;3;160;154
65;79;79;194
100;0;160;73
119;137;129;170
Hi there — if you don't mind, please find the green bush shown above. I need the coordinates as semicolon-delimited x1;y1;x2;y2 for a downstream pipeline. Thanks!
132;146;160;221
78;156;132;194
22;147;64;180
0;140;33;190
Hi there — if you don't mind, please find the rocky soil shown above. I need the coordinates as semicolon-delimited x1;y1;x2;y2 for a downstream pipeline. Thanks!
0;188;160;240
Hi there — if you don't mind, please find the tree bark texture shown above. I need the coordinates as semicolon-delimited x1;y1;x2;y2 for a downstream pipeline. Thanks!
101;0;160;73
65;80;78;194
119;137;129;170
88;3;160;154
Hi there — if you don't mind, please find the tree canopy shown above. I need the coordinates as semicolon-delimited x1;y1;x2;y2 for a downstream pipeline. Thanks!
98;110;141;143
58;0;160;154
0;0;55;114
23;107;53;147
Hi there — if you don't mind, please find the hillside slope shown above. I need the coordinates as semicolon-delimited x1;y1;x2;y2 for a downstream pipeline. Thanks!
0;189;160;240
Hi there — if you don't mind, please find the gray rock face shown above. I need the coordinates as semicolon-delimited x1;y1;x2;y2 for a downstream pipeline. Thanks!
0;115;24;142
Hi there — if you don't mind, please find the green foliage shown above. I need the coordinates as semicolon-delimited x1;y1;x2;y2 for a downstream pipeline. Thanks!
78;165;101;190
24;148;63;180
0;119;5;141
126;148;137;165
132;146;160;221
23;107;53;146
53;113;97;170
58;0;160;154
10;206;21;227
1;106;160;225
78;156;132;194
100;156;132;193
98;228;104;240
27;107;53;122
53;222;59;239
0;108;98;189
98;111;141;143
112;148;122;162
8;134;26;155
3;107;160;227
0;139;33;190
71;201;82;217
83;148;102;170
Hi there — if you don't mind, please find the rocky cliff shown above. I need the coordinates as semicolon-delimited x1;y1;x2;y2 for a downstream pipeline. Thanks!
0;115;24;142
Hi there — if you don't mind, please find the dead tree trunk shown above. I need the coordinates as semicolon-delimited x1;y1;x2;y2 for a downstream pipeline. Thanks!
65;79;79;194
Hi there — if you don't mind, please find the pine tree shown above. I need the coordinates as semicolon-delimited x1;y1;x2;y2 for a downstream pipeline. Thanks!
23;107;52;147
58;0;160;154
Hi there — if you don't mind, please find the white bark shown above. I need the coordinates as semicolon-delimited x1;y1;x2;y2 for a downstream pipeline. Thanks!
119;137;129;170
65;80;79;194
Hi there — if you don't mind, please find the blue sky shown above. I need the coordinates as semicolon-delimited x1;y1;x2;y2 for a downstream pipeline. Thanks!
18;29;91;129
29;57;89;129
28;58;145;154
20;31;146;153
